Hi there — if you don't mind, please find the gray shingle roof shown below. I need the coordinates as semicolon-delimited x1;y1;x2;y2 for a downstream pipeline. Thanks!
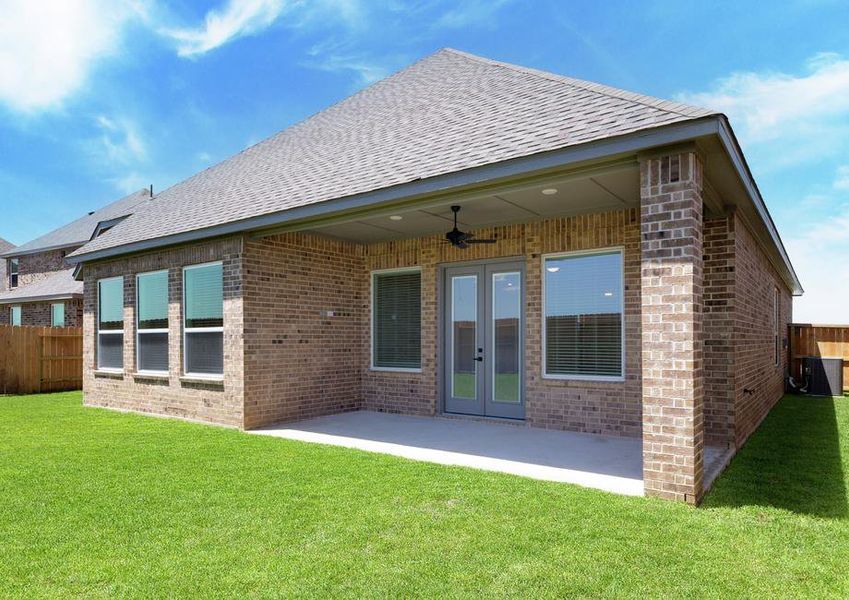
73;48;715;259
0;268;82;304
0;238;14;254
4;189;151;257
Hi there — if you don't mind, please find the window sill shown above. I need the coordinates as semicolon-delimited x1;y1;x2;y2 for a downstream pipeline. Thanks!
133;371;170;381
542;374;625;383
94;369;124;379
369;367;423;374
180;374;224;386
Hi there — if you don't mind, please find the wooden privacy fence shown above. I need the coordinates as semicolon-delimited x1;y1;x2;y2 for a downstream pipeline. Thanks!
789;324;849;392
0;325;83;395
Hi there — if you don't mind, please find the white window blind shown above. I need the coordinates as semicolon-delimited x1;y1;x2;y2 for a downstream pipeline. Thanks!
10;305;21;326
372;270;421;369
184;263;223;376
98;277;124;370
544;250;624;378
137;271;169;373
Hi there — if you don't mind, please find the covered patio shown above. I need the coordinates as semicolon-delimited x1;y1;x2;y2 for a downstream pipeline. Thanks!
251;411;731;497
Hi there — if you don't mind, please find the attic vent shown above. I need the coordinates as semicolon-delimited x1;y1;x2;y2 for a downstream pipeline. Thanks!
88;211;95;215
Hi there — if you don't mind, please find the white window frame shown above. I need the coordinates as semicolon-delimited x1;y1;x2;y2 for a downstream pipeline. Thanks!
370;266;423;373
10;305;21;326
541;247;626;382
9;258;18;289
182;261;224;380
136;270;169;375
51;302;65;327
97;276;124;372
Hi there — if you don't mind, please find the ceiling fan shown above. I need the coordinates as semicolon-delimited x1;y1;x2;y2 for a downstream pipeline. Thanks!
445;205;497;249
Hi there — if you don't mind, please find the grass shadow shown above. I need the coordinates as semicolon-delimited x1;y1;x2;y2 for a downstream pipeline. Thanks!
704;395;849;518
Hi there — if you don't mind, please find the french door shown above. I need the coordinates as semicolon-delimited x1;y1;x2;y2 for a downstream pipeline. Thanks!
443;261;524;419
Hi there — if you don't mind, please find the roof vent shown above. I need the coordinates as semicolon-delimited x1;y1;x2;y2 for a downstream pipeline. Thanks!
88;211;95;215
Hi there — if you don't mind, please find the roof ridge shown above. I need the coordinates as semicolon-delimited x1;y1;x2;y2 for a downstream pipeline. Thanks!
441;48;713;119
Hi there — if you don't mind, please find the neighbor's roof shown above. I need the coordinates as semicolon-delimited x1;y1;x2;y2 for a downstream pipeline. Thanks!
0;238;14;255
4;188;151;258
70;48;716;259
0;268;82;304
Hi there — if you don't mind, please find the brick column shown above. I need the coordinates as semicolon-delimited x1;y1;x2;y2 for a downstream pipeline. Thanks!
640;149;705;503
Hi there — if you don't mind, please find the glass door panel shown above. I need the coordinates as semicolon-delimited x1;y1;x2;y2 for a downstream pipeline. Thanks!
444;266;484;416
451;275;477;400
492;272;521;404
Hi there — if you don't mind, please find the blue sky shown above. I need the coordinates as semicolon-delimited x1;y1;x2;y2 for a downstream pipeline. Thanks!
1;0;848;322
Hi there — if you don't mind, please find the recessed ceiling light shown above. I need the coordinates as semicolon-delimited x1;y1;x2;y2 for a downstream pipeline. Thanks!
546;266;560;273
541;188;558;195
389;215;403;221
604;292;614;297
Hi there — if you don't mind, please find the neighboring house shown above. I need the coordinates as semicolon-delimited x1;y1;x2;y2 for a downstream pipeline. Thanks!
0;238;14;293
0;189;151;327
66;49;802;503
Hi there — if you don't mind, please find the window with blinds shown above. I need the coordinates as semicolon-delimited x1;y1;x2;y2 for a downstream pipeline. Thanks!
372;269;421;370
137;270;169;373
51;303;65;327
183;263;223;376
98;277;124;370
543;250;624;379
9;258;18;288
10;305;21;327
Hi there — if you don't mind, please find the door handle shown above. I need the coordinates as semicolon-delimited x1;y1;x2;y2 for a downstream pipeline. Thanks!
474;356;483;362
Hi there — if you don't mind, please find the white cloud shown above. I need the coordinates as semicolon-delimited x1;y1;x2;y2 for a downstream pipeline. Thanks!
0;0;145;112
677;53;849;174
305;42;391;85
435;0;514;29
108;172;150;194
162;0;290;57
835;165;849;191
786;206;849;323
94;115;147;164
679;53;849;145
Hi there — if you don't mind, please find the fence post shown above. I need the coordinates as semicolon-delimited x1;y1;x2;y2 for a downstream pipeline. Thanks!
36;330;43;394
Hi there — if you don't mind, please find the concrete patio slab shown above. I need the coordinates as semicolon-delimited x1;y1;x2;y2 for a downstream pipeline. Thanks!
251;411;728;497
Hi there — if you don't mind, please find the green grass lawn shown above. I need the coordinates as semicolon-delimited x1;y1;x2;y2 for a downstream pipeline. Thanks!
2;393;849;597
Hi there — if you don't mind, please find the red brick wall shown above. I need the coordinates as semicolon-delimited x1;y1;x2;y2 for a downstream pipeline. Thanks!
362;210;643;436
242;233;365;429
733;213;792;447
82;237;245;428
703;216;736;446
17;249;72;287
640;151;705;503
0;299;83;327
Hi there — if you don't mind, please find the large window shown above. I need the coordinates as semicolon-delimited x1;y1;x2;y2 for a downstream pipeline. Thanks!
51;303;65;327
183;263;223;377
10;305;21;326
543;250;624;380
98;277;124;370
9;258;18;288
372;269;421;370
137;270;169;373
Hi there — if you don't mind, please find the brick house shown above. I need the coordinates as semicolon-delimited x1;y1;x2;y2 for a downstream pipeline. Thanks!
0;238;14;293
0;190;150;327
66;50;801;503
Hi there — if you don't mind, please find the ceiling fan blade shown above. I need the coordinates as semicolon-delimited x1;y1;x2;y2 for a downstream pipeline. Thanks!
465;239;497;244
